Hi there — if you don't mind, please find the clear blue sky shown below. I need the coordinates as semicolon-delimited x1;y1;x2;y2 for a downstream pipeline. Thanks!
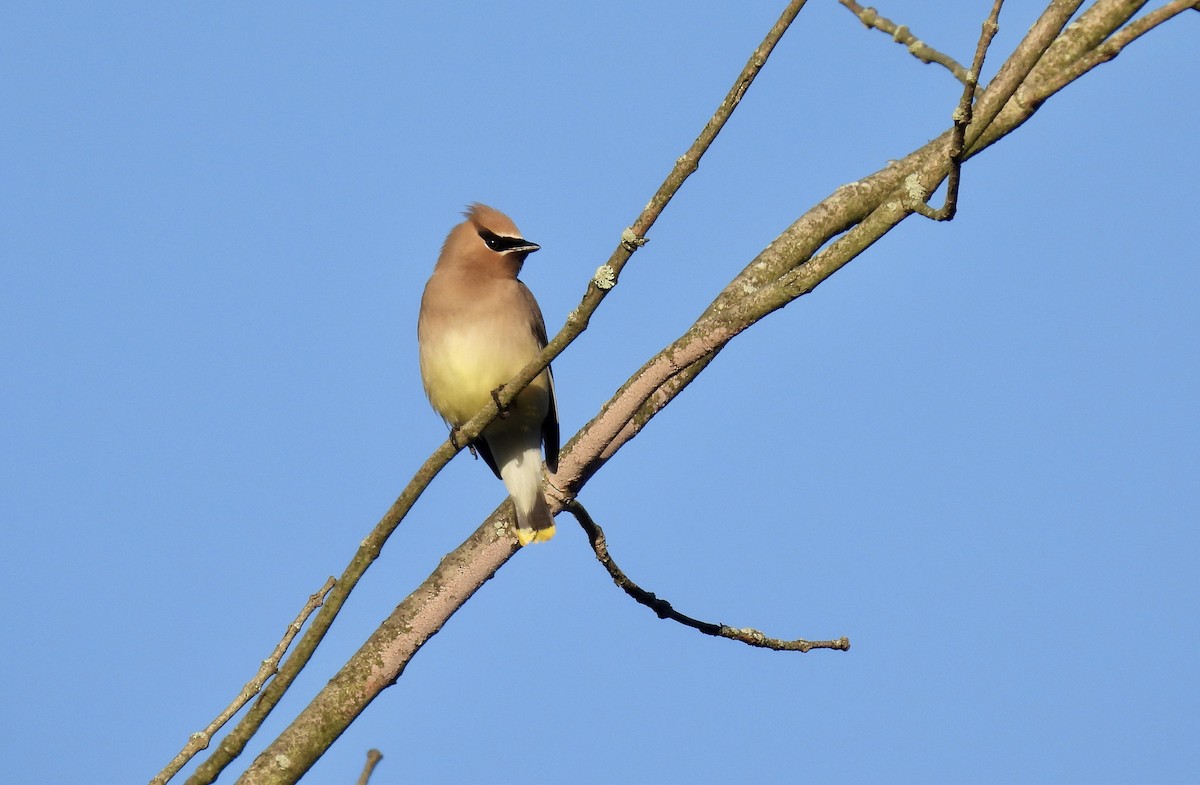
3;2;1197;783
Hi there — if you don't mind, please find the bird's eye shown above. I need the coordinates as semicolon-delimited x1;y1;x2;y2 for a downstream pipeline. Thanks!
483;234;504;251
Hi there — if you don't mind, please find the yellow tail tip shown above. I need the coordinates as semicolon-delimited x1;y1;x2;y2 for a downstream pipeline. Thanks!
515;523;556;546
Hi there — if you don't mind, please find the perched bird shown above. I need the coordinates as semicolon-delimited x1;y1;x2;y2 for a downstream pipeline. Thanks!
417;204;560;545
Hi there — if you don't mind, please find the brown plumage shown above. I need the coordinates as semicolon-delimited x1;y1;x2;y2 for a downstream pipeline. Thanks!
417;204;559;545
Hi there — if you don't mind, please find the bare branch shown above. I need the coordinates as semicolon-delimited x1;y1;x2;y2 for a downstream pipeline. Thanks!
910;0;1003;221
969;0;1190;152
837;0;977;86
1050;0;1199;86
354;750;383;785
152;577;335;785
182;444;457;785
478;0;813;431
567;501;850;653
631;0;812;240
555;0;1184;495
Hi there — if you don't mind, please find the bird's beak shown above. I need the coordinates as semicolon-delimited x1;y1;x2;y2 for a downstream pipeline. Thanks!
515;241;540;254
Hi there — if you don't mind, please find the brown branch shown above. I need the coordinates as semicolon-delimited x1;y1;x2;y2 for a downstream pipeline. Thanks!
629;0;811;240
968;0;1189;153
837;0;977;86
354;750;383;785
487;0;812;418
910;0;1003;221
959;0;1088;157
554;0;1180;497
566;500;849;653
182;444;458;785
151;577;335;785
1048;0;1199;87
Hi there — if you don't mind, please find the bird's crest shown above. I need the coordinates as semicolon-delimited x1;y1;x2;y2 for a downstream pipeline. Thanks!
465;203;523;240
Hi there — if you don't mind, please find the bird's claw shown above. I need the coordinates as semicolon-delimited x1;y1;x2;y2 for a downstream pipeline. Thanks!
449;428;480;459
491;387;510;419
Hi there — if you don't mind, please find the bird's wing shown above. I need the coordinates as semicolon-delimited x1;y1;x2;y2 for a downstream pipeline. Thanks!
542;366;560;473
519;281;560;473
472;437;502;479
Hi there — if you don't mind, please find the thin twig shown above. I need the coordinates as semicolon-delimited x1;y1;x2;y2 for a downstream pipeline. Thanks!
837;0;978;87
910;0;1004;221
490;0;813;424
354;750;383;785
965;0;1087;154
566;500;850;653
151;577;336;785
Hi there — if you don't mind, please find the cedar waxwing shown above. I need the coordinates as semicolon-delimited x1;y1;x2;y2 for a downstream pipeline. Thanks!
417;204;560;545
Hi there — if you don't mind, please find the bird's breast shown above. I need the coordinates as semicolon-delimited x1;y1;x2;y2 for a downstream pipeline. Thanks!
419;319;548;428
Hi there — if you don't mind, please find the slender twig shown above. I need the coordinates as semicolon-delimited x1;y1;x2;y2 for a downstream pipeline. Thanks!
910;0;1004;221
566;501;850;653
485;0;812;428
965;0;1086;154
354;750;383;785
184;6;812;785
837;0;977;87
150;577;336;785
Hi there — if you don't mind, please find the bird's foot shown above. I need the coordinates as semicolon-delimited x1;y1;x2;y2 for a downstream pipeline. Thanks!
491;386;510;419
449;428;480;459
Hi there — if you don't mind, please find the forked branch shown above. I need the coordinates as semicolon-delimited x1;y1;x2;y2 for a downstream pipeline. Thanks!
910;0;1004;221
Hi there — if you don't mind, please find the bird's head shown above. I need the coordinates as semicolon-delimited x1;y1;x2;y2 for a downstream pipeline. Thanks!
437;203;539;278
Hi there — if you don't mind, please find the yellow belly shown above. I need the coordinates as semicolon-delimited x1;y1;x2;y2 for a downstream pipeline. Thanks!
420;325;548;427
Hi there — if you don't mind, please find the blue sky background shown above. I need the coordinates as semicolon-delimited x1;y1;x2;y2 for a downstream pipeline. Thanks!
3;2;1197;783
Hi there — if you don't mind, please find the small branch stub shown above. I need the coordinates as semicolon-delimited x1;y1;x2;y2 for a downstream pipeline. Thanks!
593;264;617;290
621;226;648;251
354;750;383;785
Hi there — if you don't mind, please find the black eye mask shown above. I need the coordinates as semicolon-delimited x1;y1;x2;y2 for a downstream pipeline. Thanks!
478;228;537;254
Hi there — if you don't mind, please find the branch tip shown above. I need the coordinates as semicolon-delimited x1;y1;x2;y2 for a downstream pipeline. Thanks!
838;0;978;87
